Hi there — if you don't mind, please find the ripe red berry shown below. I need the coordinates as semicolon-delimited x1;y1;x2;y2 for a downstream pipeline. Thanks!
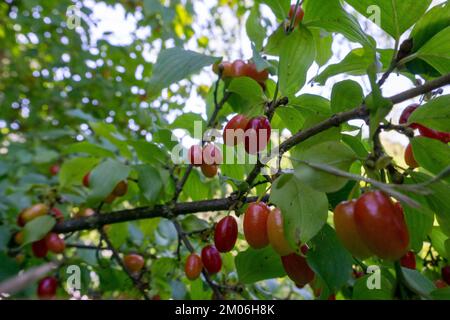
400;251;416;269
201;245;222;274
203;144;222;165
244;116;271;154
37;276;58;299
50;207;64;222
82;172;90;187
49;164;60;176
17;211;26;227
213;61;233;78
32;239;48;258
435;279;448;288
418;126;450;143
281;250;314;288
113;180;128;197
44;233;65;254
230;59;247;77
201;163;218;178
243;202;270;249
267;208;293;256
245;62;269;84
288;4;305;27
189;145;203;166
223;114;250;146
214;216;238;253
399;104;419;126
404;143;418;168
123;253;145;273
185;253;203;280
442;266;450;285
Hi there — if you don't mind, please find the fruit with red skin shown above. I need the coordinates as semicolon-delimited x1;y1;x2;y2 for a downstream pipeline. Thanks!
223;114;250;146
82;172;90;187
104;193;117;204
353;270;364;279
201;245;222;274
201;163;218;178
21;203;49;224
244;202;270;249
152;294;161;300
230;59;247;77
50;207;64;222
328;294;336;300
435;279;448;288
245;63;269;84
333;200;372;259
214;216;238;253
189;145;203;166
185;253;203;280
288;4;305;27
113;180;128;197
442;266;450;285
399;104;419;127
203;144;222;165
44;233;65;254
400;251;416;269
267;208;293;256
49;164;60;176
17;212;26;227
37;276;58;299
244;116;271;154
404;143;418;168
418;126;450;143
77;207;95;218
354;191;409;260
124;253;145;272
32;239;48;258
281;248;314;288
213;61;233;78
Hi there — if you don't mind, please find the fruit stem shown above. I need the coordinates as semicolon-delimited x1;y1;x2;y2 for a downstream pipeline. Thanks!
256;185;272;203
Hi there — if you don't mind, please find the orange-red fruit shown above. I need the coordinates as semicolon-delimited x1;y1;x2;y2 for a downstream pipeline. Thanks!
50;207;64;222
17;212;26;227
243;202;270;249
244;116;271;154
213;61;233;78
21;203;49;224
223;114;250;146
44;233;65;254
333;200;372;259
404;143;418;168
281;250;314;288
49;164;60;176
37;276;58;299
201;163;218;178
203;144;222;165
201;245;222;274
113;180;128;197
105;193;117;204
288;4;305;27
230;59;247;77
245;63;269;84
400;251;416;269
14;231;24;245
82;172;90;187
267;208;293;256
124;253;145;273
189;145;203;167
185;253;203;280
32;239;48;258
214;216;238;253
354;191;409;260
435;279;448;289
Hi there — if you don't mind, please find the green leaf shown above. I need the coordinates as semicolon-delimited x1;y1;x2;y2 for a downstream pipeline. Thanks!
278;27;315;96
408;95;450;132
330;80;364;113
90;122;132;159
135;165;163;204
23;215;56;245
148;47;220;96
345;0;431;40
312;29;333;67
431;286;450;300
271;106;305;133
304;0;373;48
257;0;290;20
169;112;206;137
307;225;353;292
87;159;131;204
130;141;167;165
59;157;99;189
429;226;449;259
63;142;115;158
181;169;210;201
352;273;395;300
227;77;265;106
401;267;436;298
270;174;329;246
413;26;450;75
107;223;128;248
246;7;265;50
235;246;285;284
289;94;331;116
293;141;357;193
411;137;450;181
0;253;20;282
180;215;209;233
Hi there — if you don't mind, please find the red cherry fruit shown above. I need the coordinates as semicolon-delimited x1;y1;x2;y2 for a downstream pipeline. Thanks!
123;253;145;273
32;239;49;258
333;200;372;259
404;143;418;168
230;59;247;77
189;145;203;167
442;266;450;285
223;114;250;146
82;172;90;187
201;245;222;274
203;144;222;165
17;211;26;227
281;248;314;288
288;4;305;27
44;233;65;254
213;61;233;78
243;202;270;249
245;63;269;84
418;126;450;143
37;276;58;299
435;279;448;288
244;116;271;154
214;216;238;253
399;103;419;127
49;164;60;176
113;180;128;197
400;251;416;269
354;191;409;260
50;207;64;222
185;253;203;280
201;164;218;178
